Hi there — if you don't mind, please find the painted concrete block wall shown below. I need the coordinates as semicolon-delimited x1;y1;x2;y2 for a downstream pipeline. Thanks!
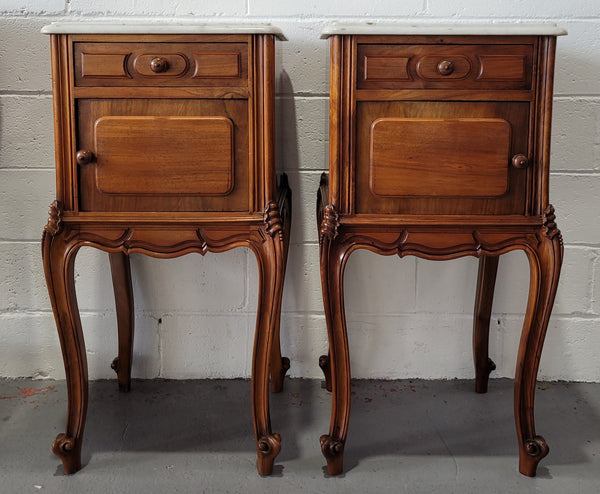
0;1;599;383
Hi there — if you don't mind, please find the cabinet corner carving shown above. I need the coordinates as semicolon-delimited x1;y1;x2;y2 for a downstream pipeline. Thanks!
44;200;63;237
319;205;339;245
542;204;561;239
264;201;283;239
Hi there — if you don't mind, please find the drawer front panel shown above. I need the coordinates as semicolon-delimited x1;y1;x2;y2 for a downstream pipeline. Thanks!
77;99;249;212
355;101;530;215
357;44;533;90
74;42;248;87
370;118;511;197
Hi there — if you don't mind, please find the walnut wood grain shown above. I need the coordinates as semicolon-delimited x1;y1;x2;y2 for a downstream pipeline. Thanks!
369;117;511;197
77;98;249;212
269;174;292;393
192;52;241;78
357;42;533;90
320;32;562;478
80;52;130;78
44;31;288;476
355;100;529;215
108;252;134;393
473;254;499;394
93;116;234;195
74;41;248;87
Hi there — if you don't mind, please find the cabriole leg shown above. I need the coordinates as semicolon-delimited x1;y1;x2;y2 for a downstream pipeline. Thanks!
319;227;351;476
473;254;499;393
42;213;88;475
269;176;292;393
108;252;135;392
515;209;563;476
251;228;284;475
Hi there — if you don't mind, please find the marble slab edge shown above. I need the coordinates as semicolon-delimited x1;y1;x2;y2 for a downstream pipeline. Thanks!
320;22;567;38
41;20;287;40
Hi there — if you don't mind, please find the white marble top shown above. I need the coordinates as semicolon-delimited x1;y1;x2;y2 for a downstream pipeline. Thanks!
320;21;567;38
41;20;286;40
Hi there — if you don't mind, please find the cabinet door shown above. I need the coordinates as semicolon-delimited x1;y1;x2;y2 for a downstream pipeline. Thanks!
354;101;530;215
76;99;249;212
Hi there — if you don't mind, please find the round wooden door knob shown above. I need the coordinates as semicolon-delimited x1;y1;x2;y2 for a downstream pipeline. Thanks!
150;57;169;73
437;60;455;76
512;154;530;169
76;150;94;165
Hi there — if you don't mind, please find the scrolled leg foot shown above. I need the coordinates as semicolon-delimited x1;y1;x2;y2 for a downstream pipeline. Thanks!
319;354;332;392
514;211;562;476
320;434;344;475
52;433;82;474
519;435;549;477
43;222;88;475
256;433;282;476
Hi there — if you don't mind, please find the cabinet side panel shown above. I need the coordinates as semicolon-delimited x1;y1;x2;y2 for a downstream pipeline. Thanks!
50;34;75;210
533;36;557;215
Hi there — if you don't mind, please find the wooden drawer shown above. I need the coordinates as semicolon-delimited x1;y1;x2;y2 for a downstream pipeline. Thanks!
357;43;533;90
74;42;248;87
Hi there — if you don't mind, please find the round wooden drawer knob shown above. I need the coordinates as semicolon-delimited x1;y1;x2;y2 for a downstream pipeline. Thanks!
437;60;454;76
512;154;530;169
150;57;169;73
76;150;94;165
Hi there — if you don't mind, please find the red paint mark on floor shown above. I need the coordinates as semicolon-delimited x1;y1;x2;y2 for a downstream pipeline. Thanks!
19;386;55;397
289;392;300;399
409;385;416;393
0;396;16;400
364;397;373;403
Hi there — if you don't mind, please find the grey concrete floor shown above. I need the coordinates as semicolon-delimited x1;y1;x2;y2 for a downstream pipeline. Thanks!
1;378;599;493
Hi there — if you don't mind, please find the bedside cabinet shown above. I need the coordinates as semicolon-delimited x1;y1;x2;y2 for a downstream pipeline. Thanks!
317;23;566;477
41;22;289;476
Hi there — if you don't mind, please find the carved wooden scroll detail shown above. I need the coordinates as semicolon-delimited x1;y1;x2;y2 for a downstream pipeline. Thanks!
52;433;80;473
524;436;549;459
542;204;561;240
257;433;282;475
320;434;345;473
264;201;283;240
319;205;339;245
44;201;63;237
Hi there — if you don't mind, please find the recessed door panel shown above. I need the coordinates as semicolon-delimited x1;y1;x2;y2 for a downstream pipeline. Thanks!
77;99;249;212
355;101;530;215
94;116;234;196
369;118;511;197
